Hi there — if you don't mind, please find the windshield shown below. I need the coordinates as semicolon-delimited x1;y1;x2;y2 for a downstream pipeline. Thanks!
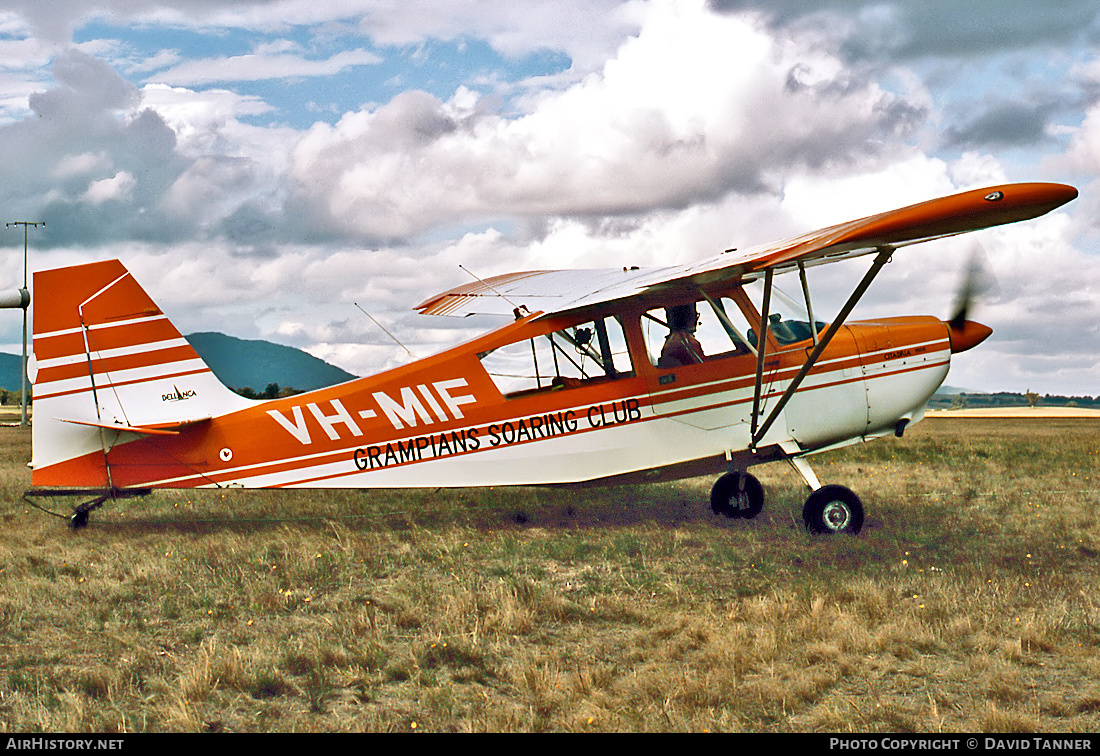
741;279;825;347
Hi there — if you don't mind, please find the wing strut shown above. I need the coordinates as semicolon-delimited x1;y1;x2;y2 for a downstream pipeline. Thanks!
797;261;819;346
750;246;895;449
749;267;774;442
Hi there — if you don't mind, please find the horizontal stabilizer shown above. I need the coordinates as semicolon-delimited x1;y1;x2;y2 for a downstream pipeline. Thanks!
57;416;212;436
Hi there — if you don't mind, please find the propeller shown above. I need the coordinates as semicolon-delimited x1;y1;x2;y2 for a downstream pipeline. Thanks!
946;243;997;353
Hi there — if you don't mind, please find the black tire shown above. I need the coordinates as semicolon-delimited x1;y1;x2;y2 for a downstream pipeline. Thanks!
802;485;864;534
710;472;764;519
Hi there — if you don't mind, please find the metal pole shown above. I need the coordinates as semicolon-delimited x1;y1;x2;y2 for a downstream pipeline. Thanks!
6;221;41;427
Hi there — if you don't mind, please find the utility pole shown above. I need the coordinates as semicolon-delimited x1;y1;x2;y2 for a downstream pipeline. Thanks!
6;221;41;427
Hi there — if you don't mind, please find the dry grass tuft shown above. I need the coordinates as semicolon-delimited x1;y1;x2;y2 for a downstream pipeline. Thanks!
1;418;1099;731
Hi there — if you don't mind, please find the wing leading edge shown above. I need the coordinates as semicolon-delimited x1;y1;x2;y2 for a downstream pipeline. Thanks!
415;182;1078;319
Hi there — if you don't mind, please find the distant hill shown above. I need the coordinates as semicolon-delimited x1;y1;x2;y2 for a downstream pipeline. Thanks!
184;332;357;393
0;333;357;395
0;352;21;393
935;385;980;395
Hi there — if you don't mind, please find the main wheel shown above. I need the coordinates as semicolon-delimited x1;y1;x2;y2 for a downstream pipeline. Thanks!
802;485;864;534
710;472;764;519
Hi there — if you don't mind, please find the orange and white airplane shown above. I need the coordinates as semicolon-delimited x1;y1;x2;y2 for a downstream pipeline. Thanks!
23;182;1077;530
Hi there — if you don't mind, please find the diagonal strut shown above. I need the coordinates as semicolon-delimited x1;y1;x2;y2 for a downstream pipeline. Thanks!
751;246;894;449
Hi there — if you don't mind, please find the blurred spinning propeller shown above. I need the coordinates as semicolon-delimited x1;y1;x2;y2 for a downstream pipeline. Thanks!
946;243;998;353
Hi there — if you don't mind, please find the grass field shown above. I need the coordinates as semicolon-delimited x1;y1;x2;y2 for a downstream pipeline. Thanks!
1;418;1098;733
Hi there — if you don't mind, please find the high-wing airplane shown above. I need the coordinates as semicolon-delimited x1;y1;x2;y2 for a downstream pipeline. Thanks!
22;182;1077;530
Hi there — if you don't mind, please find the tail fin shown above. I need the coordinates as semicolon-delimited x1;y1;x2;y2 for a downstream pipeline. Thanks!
31;259;250;487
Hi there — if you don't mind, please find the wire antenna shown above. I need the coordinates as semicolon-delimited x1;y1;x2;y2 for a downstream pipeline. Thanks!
354;303;417;360
459;264;528;318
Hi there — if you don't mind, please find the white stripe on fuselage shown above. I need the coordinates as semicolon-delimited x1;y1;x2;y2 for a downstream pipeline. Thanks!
127;350;948;490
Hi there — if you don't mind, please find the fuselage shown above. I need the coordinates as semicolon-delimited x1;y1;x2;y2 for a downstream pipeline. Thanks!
32;293;960;491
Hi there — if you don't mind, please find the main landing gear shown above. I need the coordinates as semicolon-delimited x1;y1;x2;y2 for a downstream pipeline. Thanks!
801;484;864;535
709;467;864;535
710;471;764;519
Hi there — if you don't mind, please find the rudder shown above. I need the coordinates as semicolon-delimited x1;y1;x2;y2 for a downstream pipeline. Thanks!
30;259;250;487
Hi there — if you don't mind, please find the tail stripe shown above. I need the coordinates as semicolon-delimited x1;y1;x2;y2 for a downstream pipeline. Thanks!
33;360;212;402
36;337;193;371
38;313;172;338
79;270;130;313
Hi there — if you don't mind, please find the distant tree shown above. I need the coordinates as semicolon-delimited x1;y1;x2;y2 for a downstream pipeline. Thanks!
950;394;968;410
229;384;304;400
1025;389;1040;408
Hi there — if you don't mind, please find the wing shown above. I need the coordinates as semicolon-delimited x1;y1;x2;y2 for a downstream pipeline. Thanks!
414;266;687;318
415;182;1077;318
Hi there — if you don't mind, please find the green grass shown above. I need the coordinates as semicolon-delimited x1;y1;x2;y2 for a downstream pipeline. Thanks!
1;418;1099;732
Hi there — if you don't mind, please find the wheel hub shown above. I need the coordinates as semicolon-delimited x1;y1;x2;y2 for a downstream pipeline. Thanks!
822;500;851;531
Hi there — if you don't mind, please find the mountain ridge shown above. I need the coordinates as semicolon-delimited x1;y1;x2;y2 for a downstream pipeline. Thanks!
184;332;357;392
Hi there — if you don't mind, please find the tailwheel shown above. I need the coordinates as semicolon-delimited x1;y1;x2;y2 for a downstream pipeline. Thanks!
69;510;90;529
69;493;110;529
802;485;864;535
22;487;152;530
710;471;764;519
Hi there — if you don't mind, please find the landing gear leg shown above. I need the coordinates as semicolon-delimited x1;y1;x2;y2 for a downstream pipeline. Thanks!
783;449;864;535
710;471;764;519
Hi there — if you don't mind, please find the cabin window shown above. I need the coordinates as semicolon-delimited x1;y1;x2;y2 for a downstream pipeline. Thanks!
739;279;826;348
479;315;633;396
641;296;754;368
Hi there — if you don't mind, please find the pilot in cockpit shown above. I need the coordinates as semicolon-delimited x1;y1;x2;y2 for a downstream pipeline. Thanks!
658;303;705;367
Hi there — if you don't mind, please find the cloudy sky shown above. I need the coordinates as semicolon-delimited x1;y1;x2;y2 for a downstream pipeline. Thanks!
0;0;1097;396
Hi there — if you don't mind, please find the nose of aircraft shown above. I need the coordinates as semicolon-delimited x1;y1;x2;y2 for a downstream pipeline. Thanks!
947;320;993;353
